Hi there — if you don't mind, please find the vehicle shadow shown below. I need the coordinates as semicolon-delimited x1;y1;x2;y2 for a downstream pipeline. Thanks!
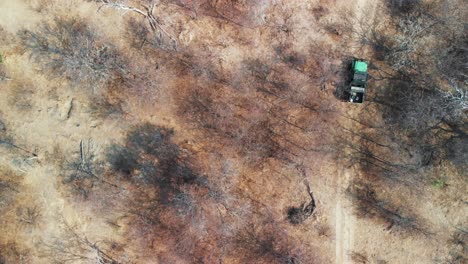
333;56;353;101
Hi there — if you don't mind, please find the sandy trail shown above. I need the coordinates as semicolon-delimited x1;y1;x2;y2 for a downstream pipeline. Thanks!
335;170;355;264
334;0;378;263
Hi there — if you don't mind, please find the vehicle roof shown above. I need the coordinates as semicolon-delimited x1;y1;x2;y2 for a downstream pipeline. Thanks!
354;61;368;73
352;72;367;87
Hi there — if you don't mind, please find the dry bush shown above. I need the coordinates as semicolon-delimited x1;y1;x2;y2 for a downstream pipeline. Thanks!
172;0;261;27
177;83;291;165
334;126;420;187
287;204;313;225
445;136;468;168
274;46;306;71
106;144;139;177
313;223;331;237
0;169;29;262
385;0;422;16
346;180;426;235
26;0;54;13
39;219;121;263
349;251;369;263
311;6;329;21
19;16;127;91
446;231;468;264
103;124;287;262
125;16;174;51
175;53;337;174
0;167;22;212
0;242;31;264
0;66;7;82
7;81;35;112
287;182;316;225
107;123;209;205
61;140;105;198
95;0;179;50
0;126;38;159
0;26;14;45
123;188;222;261
347;0;467;186
16;205;41;227
437;32;468;84
234;222;307;264
0;50;9;81
87;93;125;119
374;77;466;168
126;17;152;49
0;26;14;82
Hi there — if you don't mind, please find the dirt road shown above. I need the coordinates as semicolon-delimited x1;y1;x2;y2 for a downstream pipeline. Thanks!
334;0;379;263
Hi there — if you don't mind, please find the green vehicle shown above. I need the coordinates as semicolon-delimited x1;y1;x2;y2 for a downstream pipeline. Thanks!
348;59;368;103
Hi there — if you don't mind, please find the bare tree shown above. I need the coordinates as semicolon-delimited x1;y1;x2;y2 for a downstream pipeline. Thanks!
63;140;104;197
16;206;41;227
348;0;467;178
346;180;427;235
39;219;121;263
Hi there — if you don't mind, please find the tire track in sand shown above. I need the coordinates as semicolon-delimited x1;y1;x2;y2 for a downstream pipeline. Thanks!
335;0;379;263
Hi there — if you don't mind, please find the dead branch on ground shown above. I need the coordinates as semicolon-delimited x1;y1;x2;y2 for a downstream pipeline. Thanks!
98;0;178;49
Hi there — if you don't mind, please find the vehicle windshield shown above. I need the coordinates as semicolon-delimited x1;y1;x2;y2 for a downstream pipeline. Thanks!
353;72;367;82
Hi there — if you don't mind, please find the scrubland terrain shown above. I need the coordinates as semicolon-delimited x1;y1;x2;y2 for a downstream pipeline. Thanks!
0;0;466;263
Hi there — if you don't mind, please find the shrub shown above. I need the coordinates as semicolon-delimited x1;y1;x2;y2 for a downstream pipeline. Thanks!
19;16;127;90
431;179;447;189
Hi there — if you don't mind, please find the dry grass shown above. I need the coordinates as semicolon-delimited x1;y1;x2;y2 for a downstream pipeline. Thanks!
0;0;465;263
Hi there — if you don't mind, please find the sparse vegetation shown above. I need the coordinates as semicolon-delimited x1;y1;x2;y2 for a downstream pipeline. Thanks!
432;179;447;189
287;182;316;225
16;205;41;227
0;242;30;264
39;219;121;263
235;223;306;264
61;140;105;198
0;0;466;263
347;180;426;234
343;0;467;193
97;0;178;50
107;124;206;193
19;16;127;90
0;168;21;211
8;81;35;111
